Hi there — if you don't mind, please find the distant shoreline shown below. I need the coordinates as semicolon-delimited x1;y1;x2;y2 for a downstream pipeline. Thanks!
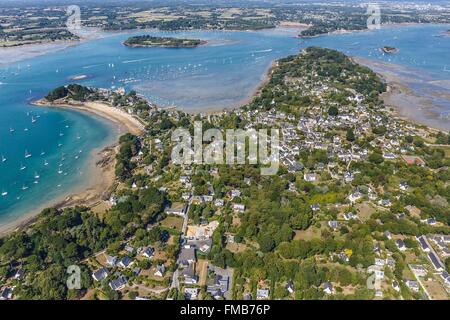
354;56;450;133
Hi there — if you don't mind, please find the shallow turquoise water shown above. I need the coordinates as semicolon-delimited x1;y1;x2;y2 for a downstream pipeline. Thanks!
0;25;449;226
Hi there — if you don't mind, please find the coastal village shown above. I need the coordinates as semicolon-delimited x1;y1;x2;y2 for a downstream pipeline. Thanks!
0;46;449;301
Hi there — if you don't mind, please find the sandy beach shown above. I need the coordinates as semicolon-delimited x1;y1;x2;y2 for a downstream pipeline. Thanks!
0;41;80;66
34;99;145;135
0;100;145;236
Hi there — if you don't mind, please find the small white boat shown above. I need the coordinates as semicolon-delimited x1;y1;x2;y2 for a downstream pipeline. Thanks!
44;160;49;166
34;172;40;179
40;150;45;156
58;143;63;147
9;127;14;133
24;128;29;132
1;191;7;197
20;164;26;171
59;132;64;137
25;150;32;158
22;185;28;191
31;116;37;123
1;155;6;163
58;169;63;174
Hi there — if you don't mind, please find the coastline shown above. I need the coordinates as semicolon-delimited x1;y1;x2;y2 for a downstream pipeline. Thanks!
0;40;81;66
0;100;145;236
0;143;117;236
0;28;138;66
353;56;450;133
33;99;145;136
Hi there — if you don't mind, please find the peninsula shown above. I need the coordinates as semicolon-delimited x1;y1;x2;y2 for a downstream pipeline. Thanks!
1;47;448;302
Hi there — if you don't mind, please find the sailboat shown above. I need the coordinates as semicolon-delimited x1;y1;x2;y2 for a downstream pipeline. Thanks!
58;168;63;174
20;163;26;171
9;127;14;133
25;150;32;158
1;155;6;163
44;160;49;166
40;150;45;156
59;132;64;137
34;172;40;179
22;184;28;191
1;190;7;197
31;116;37;123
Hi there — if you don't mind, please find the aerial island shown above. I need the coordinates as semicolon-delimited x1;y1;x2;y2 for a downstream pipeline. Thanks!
380;46;400;54
123;35;207;48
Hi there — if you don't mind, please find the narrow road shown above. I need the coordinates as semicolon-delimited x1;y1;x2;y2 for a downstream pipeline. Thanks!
169;197;192;290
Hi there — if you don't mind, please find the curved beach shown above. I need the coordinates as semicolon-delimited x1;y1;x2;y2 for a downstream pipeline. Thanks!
35;100;146;136
0;100;144;236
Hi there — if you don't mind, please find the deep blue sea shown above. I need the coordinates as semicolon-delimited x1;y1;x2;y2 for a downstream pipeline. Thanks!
0;24;449;226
